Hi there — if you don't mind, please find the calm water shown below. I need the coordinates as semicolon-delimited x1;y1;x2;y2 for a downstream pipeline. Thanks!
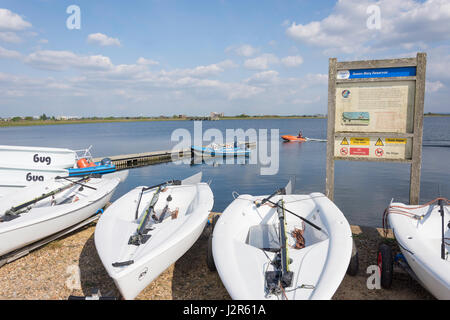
1;117;449;227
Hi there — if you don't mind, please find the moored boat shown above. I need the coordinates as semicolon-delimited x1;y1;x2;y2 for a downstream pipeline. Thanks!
0;172;126;257
0;165;69;197
68;158;116;177
191;143;250;157
94;172;214;300
0;145;76;169
0;146;116;197
211;184;353;300
381;198;449;299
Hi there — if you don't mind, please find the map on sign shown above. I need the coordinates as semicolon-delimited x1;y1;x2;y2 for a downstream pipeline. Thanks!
335;81;415;134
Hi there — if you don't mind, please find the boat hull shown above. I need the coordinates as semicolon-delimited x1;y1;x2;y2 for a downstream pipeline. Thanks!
0;145;76;169
212;192;353;300
68;162;116;177
389;201;450;299
0;166;69;197
112;216;206;300
281;135;307;142
0;164;120;198
0;177;122;256
191;146;250;157
95;180;214;300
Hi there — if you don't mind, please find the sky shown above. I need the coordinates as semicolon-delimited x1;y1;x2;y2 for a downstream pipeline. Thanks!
0;0;449;117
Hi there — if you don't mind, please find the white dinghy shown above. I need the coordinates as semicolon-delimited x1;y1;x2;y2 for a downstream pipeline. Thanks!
0;144;77;197
0;145;76;169
382;198;449;299
0;165;69;197
0;172;125;258
95;172;214;300
212;182;353;300
0;145;115;198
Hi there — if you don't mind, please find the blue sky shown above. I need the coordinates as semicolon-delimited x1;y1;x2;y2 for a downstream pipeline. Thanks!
0;0;449;117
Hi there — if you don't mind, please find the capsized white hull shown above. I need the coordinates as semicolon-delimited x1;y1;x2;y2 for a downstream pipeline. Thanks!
212;192;353;300
0;176;123;256
0;166;69;198
0;145;76;169
388;200;450;299
95;175;214;300
0;167;129;199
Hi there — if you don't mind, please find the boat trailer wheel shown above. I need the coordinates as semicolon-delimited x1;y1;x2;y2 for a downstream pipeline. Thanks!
377;243;393;289
206;215;220;272
346;239;359;276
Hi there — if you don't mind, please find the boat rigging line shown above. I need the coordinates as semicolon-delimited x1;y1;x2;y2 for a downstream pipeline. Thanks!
2;175;93;219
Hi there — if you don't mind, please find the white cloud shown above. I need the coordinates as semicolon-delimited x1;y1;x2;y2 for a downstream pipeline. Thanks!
304;73;328;84
226;44;259;57
286;0;450;54
292;95;321;105
245;70;279;85
161;60;236;78
136;57;159;66
426;80;444;93
0;72;80;99
24;50;113;71
174;64;222;77
0;8;31;31
0;46;22;59
281;19;290;27
217;59;237;69
427;46;450;80
87;33;121;47
226;83;265;100
281;55;304;67
244;54;279;70
0;31;21;43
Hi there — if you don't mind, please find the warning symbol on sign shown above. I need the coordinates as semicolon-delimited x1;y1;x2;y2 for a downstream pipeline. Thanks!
340;147;348;156
375;138;384;146
375;148;384;157
341;137;349;145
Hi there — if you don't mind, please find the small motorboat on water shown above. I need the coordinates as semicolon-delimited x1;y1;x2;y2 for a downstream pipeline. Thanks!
379;198;449;299
0;171;128;259
191;143;250;158
94;172;214;300
68;157;115;177
281;135;307;142
210;183;354;300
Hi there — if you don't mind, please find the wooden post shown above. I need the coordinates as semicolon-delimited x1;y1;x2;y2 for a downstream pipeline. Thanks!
409;52;427;204
326;54;426;205
326;58;337;201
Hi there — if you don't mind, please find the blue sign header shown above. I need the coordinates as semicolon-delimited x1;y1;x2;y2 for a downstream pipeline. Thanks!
337;67;416;79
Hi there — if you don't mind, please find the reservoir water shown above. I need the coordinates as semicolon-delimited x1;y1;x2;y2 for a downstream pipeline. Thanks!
1;117;449;227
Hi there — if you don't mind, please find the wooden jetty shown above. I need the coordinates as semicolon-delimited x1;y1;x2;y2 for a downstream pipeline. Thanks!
93;142;256;170
93;148;191;170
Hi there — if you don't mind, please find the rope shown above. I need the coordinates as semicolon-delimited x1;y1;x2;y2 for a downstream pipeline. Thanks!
290;221;306;249
382;197;449;237
280;284;288;300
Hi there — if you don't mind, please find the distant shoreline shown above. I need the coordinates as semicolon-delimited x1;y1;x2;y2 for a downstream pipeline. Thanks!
0;116;325;127
0;114;448;128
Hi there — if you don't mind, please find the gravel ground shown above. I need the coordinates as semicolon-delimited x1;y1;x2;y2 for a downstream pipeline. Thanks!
0;220;434;300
